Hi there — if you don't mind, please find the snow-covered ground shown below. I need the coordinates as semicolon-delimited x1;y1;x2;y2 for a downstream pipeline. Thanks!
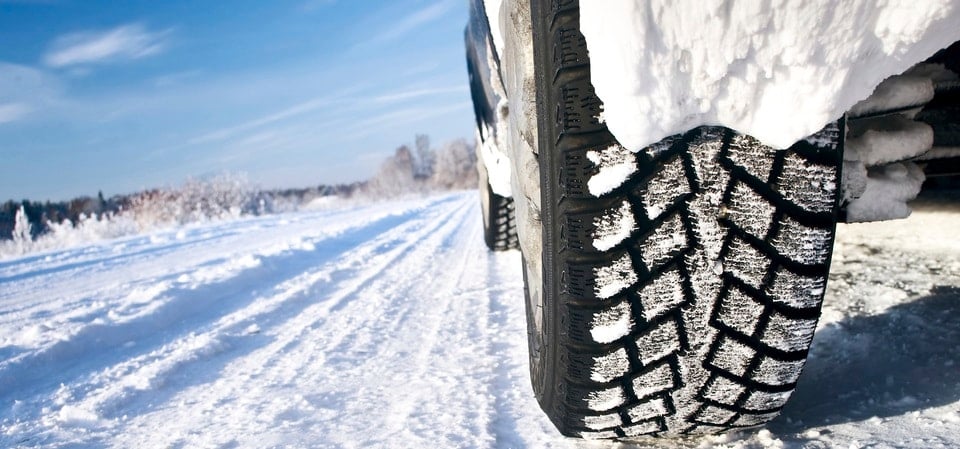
1;191;958;448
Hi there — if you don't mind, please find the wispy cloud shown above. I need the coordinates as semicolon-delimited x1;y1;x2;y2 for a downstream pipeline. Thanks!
43;23;170;68
367;0;455;44
187;95;347;145
372;85;467;103
0;103;30;124
186;83;462;146
0;62;62;122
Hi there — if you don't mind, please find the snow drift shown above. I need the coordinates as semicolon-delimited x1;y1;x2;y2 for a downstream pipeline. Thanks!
580;0;960;151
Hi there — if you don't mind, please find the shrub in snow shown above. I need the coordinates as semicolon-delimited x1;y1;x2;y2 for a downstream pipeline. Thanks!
0;173;263;260
127;172;258;227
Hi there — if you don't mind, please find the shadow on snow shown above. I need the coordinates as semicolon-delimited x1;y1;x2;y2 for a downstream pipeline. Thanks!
772;285;960;431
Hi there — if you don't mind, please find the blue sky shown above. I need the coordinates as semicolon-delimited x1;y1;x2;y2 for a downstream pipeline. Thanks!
0;0;474;201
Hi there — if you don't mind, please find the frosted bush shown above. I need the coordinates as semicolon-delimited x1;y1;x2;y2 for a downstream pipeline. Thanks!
0;173;267;260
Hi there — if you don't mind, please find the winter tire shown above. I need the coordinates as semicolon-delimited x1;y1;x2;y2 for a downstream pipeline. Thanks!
479;164;520;251
527;0;844;438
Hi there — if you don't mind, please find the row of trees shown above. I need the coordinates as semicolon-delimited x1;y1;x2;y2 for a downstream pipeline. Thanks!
1;174;366;242
364;135;478;197
1;135;478;242
0;192;119;241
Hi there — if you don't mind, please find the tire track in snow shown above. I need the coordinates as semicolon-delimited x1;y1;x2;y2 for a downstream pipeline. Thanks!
1;195;474;447
0;202;434;328
105;195;508;448
0;196;468;442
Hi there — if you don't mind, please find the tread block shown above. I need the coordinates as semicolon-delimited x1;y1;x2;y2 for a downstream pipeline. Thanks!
635;319;681;366
622;420;664;437
685;128;727;183
751;357;805;386
579;430;619;440
581;385;627;412
585;144;638;197
772;216;833;265
766;268;826;310
627;397;670;422
686;424;728;435
559;78;606;135
564;214;590;252
726;181;776;239
638;212;688;272
554;25;588;72
716;285;766;337
631;359;678;400
760;311;818;353
636;155;690;221
638;266;686;322
702;375;746;406
743;389;793;411
584;299;635;344
725;134;776;183
583;413;623;431
775;152;837;214
565;200;638;252
708;336;756;377
565;264;593;299
640;135;679;158
591;252;639;300
733;412;780;427
589;347;631;383
695;405;737;425
561;148;593;197
724;237;771;290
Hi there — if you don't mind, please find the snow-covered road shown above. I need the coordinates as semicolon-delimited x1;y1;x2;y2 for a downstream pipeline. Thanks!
1;192;958;448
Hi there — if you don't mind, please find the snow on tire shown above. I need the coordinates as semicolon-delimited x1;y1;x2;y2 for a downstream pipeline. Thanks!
528;0;843;438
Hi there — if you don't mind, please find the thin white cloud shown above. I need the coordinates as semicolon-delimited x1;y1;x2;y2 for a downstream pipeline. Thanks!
187;96;345;145
0;103;30;124
187;83;462;146
341;100;472;139
0;62;62;122
373;85;467;103
368;0;455;44
44;23;170;68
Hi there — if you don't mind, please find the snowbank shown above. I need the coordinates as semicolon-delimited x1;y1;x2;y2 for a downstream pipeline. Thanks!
580;0;960;151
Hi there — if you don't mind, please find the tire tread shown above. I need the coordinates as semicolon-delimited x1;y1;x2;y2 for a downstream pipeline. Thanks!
530;0;842;438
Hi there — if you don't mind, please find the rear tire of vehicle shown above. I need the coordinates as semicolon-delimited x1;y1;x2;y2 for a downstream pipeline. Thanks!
528;0;843;439
480;167;520;252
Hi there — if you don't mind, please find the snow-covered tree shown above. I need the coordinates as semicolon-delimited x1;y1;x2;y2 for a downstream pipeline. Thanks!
13;205;32;244
11;205;32;254
415;134;435;179
367;145;420;197
431;138;477;190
